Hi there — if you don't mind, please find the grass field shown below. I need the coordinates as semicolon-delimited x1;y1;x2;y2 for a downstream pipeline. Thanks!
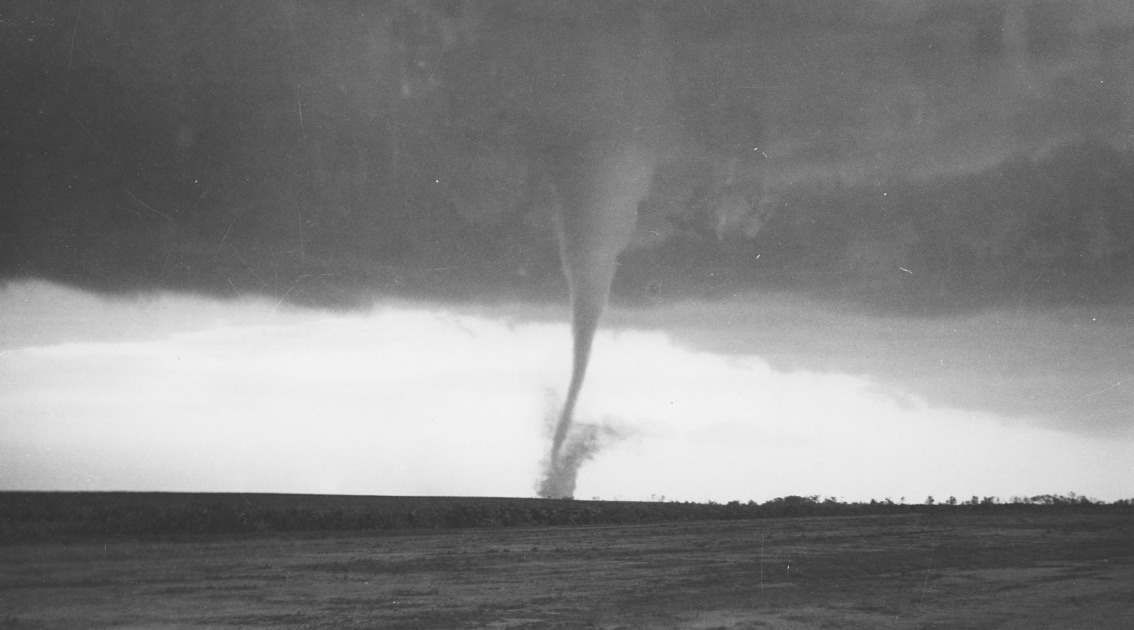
3;507;1131;629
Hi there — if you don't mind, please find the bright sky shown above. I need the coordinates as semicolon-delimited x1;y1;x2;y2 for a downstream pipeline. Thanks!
1;280;1131;502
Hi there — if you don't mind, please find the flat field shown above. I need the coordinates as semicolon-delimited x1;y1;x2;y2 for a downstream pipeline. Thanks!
2;510;1132;629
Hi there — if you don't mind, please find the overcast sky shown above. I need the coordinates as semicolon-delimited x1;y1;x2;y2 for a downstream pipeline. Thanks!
2;1;1133;501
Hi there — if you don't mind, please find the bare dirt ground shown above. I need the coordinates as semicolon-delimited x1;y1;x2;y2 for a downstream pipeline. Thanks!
2;511;1131;629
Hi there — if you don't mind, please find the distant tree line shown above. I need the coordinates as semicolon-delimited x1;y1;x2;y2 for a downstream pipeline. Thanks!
2;492;1129;543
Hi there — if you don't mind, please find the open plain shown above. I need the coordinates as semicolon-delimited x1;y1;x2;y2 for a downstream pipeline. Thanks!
2;508;1132;629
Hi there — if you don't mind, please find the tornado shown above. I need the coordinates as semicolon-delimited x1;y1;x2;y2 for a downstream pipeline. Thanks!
517;7;669;499
536;139;657;499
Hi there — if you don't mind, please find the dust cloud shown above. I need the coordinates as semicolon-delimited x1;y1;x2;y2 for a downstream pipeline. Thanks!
536;392;628;499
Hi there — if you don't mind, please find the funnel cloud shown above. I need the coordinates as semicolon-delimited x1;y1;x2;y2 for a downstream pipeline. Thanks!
528;11;669;498
538;140;659;498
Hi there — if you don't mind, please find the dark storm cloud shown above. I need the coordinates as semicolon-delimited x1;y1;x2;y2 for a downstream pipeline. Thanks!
2;0;1133;311
612;296;1134;439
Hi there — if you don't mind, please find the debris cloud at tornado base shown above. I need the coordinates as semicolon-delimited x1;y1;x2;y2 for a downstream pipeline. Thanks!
536;392;628;499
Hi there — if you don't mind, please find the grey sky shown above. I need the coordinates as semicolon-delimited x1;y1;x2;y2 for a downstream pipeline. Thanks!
2;2;1132;499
